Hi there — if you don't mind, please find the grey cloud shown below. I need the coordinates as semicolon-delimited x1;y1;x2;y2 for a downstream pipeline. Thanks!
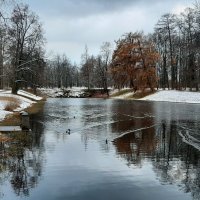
26;0;176;19
24;0;192;63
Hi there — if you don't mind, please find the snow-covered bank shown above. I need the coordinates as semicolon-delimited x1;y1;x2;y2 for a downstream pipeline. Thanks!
39;87;109;98
140;90;200;104
18;90;43;101
39;87;87;98
38;87;200;104
0;90;43;121
110;89;200;103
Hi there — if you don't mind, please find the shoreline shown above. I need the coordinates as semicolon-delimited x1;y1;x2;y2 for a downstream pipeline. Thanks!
39;87;200;104
1;88;199;125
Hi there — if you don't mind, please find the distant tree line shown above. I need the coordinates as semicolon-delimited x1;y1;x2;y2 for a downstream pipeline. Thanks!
79;3;200;92
42;41;113;94
154;4;200;91
80;42;112;94
110;3;200;91
0;1;199;94
43;54;79;88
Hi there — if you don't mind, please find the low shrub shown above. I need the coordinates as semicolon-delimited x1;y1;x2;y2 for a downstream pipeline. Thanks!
4;102;19;111
1;97;20;112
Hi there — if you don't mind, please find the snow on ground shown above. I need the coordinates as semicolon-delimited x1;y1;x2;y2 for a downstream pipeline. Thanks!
0;92;35;110
0;90;42;121
17;90;43;101
140;90;200;104
67;87;86;97
0;110;12;121
0;101;12;121
39;87;87;97
39;88;63;97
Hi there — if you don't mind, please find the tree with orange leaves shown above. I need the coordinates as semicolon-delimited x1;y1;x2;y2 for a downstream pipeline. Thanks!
111;32;159;92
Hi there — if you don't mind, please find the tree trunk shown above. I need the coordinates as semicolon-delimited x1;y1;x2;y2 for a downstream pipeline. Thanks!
12;81;18;94
0;35;4;89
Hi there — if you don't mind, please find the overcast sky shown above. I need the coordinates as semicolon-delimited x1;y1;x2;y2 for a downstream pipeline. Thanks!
23;0;193;63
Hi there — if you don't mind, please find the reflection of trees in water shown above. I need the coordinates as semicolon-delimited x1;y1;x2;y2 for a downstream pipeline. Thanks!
113;127;156;167
79;100;156;153
109;100;157;169
113;121;200;200
0;117;45;197
154;122;200;200
0;142;9;198
110;100;155;140
111;102;155;167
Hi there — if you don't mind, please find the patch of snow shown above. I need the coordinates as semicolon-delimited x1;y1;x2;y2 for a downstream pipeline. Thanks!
0;100;13;120
0;101;7;110
140;90;200;104
0;110;12;121
39;88;63;97
68;87;86;97
0;90;11;94
17;90;43;100
39;87;87;98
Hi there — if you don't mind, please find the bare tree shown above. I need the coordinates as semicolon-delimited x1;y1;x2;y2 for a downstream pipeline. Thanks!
155;13;177;89
43;54;79;89
80;46;95;90
0;0;14;89
154;4;200;91
100;42;112;94
7;4;44;94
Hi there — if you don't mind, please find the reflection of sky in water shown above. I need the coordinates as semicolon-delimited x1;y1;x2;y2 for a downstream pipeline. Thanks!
0;98;200;200
152;101;200;122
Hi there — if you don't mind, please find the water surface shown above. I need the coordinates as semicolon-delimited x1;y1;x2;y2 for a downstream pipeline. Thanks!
0;98;200;200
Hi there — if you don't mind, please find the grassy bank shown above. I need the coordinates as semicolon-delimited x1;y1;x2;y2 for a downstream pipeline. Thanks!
110;88;156;100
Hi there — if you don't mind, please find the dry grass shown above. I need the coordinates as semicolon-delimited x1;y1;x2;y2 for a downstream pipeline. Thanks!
0;112;21;126
0;97;20;112
4;102;19;111
110;89;134;97
0;96;19;102
132;90;156;99
25;100;45;114
0;135;12;143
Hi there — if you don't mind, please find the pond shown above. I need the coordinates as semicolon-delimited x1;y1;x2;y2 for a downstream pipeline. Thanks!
0;98;200;200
